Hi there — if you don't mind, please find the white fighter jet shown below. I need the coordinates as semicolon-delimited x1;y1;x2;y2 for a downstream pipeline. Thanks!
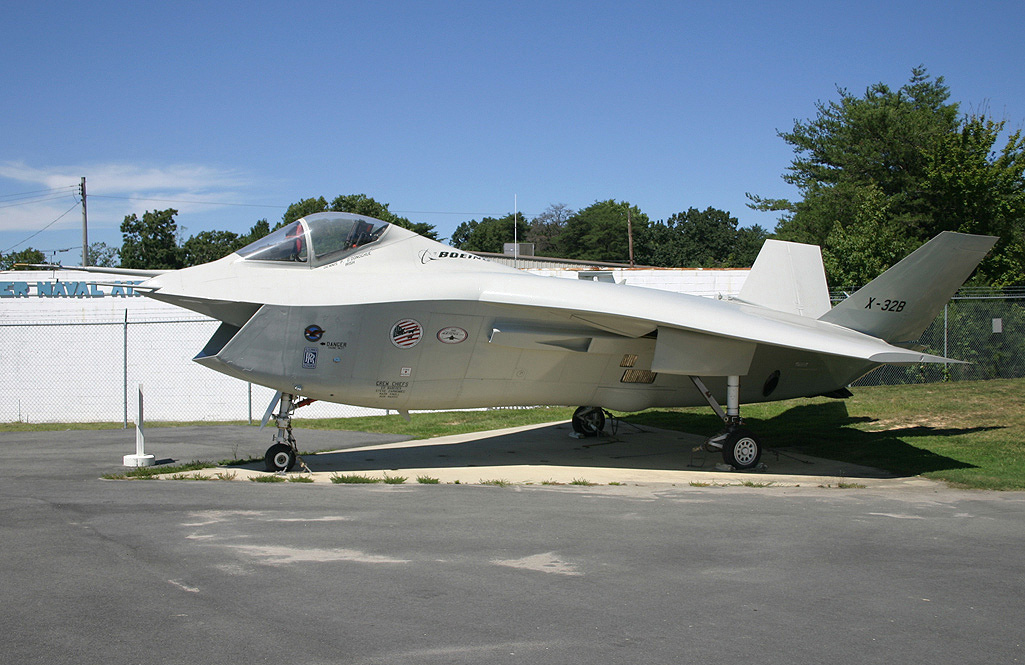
67;212;996;472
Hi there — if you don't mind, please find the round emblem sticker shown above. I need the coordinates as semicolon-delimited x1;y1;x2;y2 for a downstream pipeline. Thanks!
390;319;423;348
437;327;468;344
304;324;325;342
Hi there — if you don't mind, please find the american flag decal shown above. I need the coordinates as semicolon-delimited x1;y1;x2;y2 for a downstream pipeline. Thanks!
390;319;423;348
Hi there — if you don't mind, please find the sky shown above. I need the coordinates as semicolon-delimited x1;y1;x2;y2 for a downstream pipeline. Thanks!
2;0;1024;263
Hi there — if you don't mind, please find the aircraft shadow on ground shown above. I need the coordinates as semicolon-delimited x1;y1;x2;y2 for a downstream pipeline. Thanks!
742;401;998;476
280;402;997;478
299;422;706;475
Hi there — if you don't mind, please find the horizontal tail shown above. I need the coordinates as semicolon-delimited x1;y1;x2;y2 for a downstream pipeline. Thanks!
818;232;997;344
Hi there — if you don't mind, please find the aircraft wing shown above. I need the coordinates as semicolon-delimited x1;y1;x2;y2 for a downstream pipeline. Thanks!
479;230;995;374
477;275;953;378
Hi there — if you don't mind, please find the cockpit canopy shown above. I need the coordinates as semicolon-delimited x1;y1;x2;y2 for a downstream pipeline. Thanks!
236;212;389;267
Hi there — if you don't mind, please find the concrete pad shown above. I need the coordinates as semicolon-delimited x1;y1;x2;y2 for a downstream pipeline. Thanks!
183;420;935;489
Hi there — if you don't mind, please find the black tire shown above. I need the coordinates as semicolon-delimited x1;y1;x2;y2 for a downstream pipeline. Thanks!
571;406;606;437
265;443;297;472
721;428;761;470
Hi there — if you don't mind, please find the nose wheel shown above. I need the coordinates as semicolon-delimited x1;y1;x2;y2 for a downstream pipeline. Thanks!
265;442;297;472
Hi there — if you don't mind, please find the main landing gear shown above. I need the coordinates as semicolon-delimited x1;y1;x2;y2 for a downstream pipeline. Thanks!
264;392;304;472
571;406;607;437
690;375;763;471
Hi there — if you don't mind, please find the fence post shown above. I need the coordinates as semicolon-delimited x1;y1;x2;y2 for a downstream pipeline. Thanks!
123;309;128;428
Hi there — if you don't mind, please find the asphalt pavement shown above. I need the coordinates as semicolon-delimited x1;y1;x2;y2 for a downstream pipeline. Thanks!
1;424;1023;664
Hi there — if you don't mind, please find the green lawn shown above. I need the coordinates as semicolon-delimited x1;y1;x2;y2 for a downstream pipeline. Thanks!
624;379;1025;490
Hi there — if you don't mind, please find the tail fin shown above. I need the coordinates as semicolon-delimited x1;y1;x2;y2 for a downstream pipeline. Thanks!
819;232;997;343
736;239;831;318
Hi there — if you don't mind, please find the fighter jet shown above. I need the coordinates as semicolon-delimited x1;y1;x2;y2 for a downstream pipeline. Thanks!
63;212;996;472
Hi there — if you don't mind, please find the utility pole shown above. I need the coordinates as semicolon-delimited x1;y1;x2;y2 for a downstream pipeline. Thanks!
80;176;89;266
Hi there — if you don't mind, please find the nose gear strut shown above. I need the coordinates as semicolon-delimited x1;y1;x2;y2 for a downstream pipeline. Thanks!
264;392;313;473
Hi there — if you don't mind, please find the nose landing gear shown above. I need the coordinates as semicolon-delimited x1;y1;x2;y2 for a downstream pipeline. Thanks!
263;392;309;472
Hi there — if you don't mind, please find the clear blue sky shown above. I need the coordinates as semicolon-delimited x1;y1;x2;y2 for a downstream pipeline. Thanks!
3;0;1023;261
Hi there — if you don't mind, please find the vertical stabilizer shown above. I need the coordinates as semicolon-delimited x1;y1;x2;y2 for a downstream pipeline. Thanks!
737;239;831;318
819;232;997;343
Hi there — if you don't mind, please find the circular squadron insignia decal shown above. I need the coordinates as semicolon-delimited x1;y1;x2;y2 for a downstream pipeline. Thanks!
437;326;468;344
390;319;424;348
304;324;325;342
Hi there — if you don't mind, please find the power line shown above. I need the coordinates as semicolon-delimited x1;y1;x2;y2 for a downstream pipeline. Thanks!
0;193;80;210
89;194;288;209
1;200;81;254
0;185;77;201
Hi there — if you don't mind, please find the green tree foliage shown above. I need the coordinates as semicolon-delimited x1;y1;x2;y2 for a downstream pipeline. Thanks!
179;220;273;267
555;200;648;263
281;197;329;228
732;224;770;267
87;242;119;267
0;247;45;270
182;230;246;266
450;214;528;253
120;208;183;270
753;66;1025;286
527;203;574;255
640;207;763;268
281;194;437;239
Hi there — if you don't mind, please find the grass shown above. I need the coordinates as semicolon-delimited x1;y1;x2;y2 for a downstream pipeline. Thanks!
102;461;211;480
250;474;286;483
331;473;381;484
623;378;1025;491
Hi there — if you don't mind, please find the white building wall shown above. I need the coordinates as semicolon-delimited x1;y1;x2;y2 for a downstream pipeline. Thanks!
1;267;749;423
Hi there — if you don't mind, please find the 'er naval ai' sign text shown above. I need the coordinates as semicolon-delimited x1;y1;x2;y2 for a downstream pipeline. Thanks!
0;281;144;298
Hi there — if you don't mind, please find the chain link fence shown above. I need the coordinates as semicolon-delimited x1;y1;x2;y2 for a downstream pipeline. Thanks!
0;314;384;424
835;288;1025;386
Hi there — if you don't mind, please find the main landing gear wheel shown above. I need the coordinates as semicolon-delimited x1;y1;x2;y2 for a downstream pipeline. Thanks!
720;427;762;470
265;442;297;472
572;406;606;437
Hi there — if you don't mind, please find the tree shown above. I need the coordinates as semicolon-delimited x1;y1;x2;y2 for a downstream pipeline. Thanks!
450;214;527;253
244;219;270;244
329;193;437;239
120;208;183;270
527;203;574;255
923;115;1025;285
280;194;437;239
730;224;769;267
182;230;247;266
0;247;45;270
281;197;329;228
639;207;742;268
87;242;119;267
752;66;1025;285
555;200;648;263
